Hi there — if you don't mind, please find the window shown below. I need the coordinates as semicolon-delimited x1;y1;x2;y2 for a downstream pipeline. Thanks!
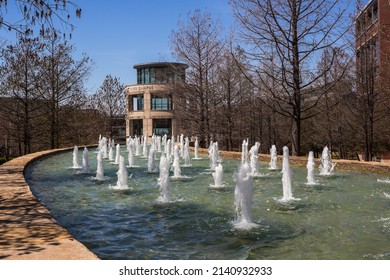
136;66;186;84
150;67;155;83
144;68;149;83
367;9;372;25
372;1;378;23
137;67;160;84
155;67;168;83
112;117;125;127
360;17;365;34
133;119;143;136
153;119;171;136
132;94;144;111
372;36;379;76
151;94;172;110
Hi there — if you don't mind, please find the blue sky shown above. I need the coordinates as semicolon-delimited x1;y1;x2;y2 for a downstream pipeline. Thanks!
0;0;233;94
1;0;359;95
69;0;233;94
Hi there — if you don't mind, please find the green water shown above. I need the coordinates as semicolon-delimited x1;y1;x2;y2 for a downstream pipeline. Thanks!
25;148;390;260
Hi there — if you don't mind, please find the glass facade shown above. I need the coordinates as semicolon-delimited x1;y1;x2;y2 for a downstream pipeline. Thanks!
153;119;171;136
151;94;172;111
137;66;185;84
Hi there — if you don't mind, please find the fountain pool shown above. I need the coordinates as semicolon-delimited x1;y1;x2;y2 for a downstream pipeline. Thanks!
25;147;390;260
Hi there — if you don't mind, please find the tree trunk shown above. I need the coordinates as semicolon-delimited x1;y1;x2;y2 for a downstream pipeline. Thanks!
291;114;301;156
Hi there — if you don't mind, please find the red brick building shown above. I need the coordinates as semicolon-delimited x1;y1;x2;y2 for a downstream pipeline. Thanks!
356;0;390;85
355;0;390;162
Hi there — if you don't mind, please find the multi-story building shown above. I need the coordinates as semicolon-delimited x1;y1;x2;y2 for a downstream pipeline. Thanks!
355;0;390;162
356;0;390;84
124;62;188;141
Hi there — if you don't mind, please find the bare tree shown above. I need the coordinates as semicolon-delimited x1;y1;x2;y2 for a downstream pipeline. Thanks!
214;49;241;150
0;36;43;155
40;31;91;149
170;9;225;147
305;47;355;158
213;47;267;151
231;0;350;156
0;0;81;36
91;75;125;139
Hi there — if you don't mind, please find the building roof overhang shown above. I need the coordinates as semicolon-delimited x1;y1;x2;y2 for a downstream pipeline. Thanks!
133;62;188;69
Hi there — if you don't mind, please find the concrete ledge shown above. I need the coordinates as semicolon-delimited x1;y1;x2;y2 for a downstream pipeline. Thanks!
0;148;99;260
198;148;390;174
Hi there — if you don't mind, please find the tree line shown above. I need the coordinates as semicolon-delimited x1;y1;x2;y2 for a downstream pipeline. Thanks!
171;1;390;161
1;0;389;162
0;31;126;158
0;1;126;159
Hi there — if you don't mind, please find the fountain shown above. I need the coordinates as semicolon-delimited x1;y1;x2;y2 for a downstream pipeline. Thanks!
249;142;263;177
162;134;167;153
157;154;171;203
156;135;162;152
377;178;390;184
114;144;120;165
179;134;184;158
93;150;106;181
72;146;81;169
143;135;148;158
171;144;182;178
210;163;224;188
193;137;201;160
208;141;214;167
127;143;137;167
135;136;141;156
25;142;390;260
233;162;257;229
103;139;108;159
79;147;91;173
109;155;129;190
147;144;158;173
306;151;317;185
182;137;191;167
166;139;172;161
319;146;336;175
241;139;249;164
101;137;108;159
171;135;175;159
279;146;296;202
269;145;278;170
208;142;219;170
108;142;114;161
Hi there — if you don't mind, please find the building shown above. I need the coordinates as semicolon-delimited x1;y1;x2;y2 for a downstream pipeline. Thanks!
124;62;188;141
355;0;390;162
356;0;390;84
